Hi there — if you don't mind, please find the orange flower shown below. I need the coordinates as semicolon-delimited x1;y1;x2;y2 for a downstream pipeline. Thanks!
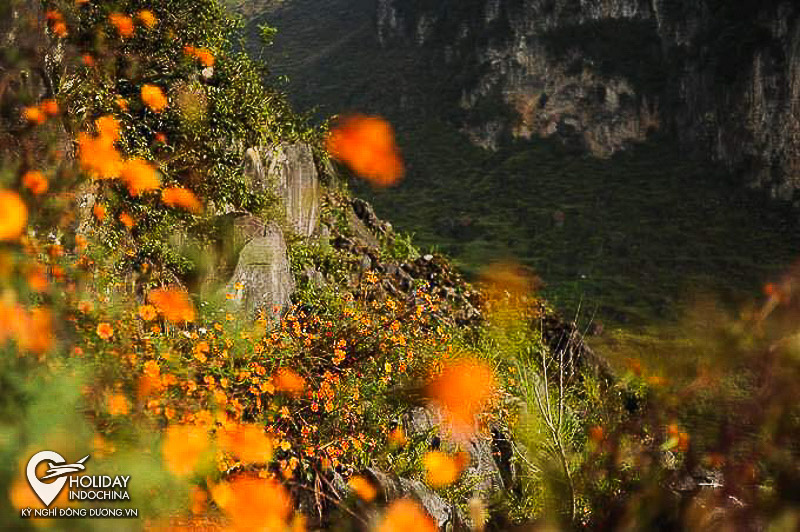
17;307;54;353
40;99;59;116
77;133;123;179
218;424;273;464
96;322;114;340
141;84;168;112
95;115;121;142
326;114;404;187
52;21;68;38
107;393;130;416
377;498;436;532
423;451;468;488
588;425;604;444
148;287;196;323
162;424;210;477
26;265;48;292
118;212;135;230
427;357;496;434
388;426;407;447
273;368;305;397
161;186;203;213
348;475;377;502
190;487;207;516
193;340;209;362
137;10;158;29
211;477;293;531
115;97;129;111
120;159;160;196
82;54;95;67
22;171;48;195
138;304;157;321
194;48;215;67
0;191;28;241
22;106;45;125
154;132;167;143
109;13;134;38
92;202;106;222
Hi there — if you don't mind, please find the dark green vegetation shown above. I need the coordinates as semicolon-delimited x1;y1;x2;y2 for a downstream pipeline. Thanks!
246;0;800;331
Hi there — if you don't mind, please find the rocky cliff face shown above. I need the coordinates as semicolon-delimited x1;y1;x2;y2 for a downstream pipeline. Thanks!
376;0;800;199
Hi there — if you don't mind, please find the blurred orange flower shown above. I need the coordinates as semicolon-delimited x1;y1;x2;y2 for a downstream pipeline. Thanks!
120;159;160;196
95;115;121;142
423;451;468;488
326;114;404;187
141;85;168;112
118;212;135;230
348;475;377;502
184;46;215;67
52;21;68;38
96;322;114;340
148;287;196;323
162;187;203;213
107;393;130;416
40;99;59;116
427;357;496;434
377;498;436;532
388;426;407;447
22;106;45;125
218;424;273;464
77;133;123;179
211;477;293;531
273;368;305;396
137;10;158;29
138;304;157;321
109;13;134;38
22;171;48;195
17;307;54;353
93;202;106;222
0;191;28;241
162;424;210;477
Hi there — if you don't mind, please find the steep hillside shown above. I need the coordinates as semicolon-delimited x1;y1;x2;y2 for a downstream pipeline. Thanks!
245;0;800;327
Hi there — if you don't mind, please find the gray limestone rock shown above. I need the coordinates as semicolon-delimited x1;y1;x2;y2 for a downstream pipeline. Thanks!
223;223;295;319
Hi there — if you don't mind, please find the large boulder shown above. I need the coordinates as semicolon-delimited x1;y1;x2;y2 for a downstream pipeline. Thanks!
223;222;295;319
244;143;320;237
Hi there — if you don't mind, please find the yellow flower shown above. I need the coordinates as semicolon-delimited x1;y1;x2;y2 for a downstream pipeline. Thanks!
141;84;168;112
96;322;114;340
137;10;158;29
0;191;27;241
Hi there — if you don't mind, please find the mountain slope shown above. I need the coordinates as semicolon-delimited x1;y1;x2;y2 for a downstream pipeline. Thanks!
243;0;800;327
